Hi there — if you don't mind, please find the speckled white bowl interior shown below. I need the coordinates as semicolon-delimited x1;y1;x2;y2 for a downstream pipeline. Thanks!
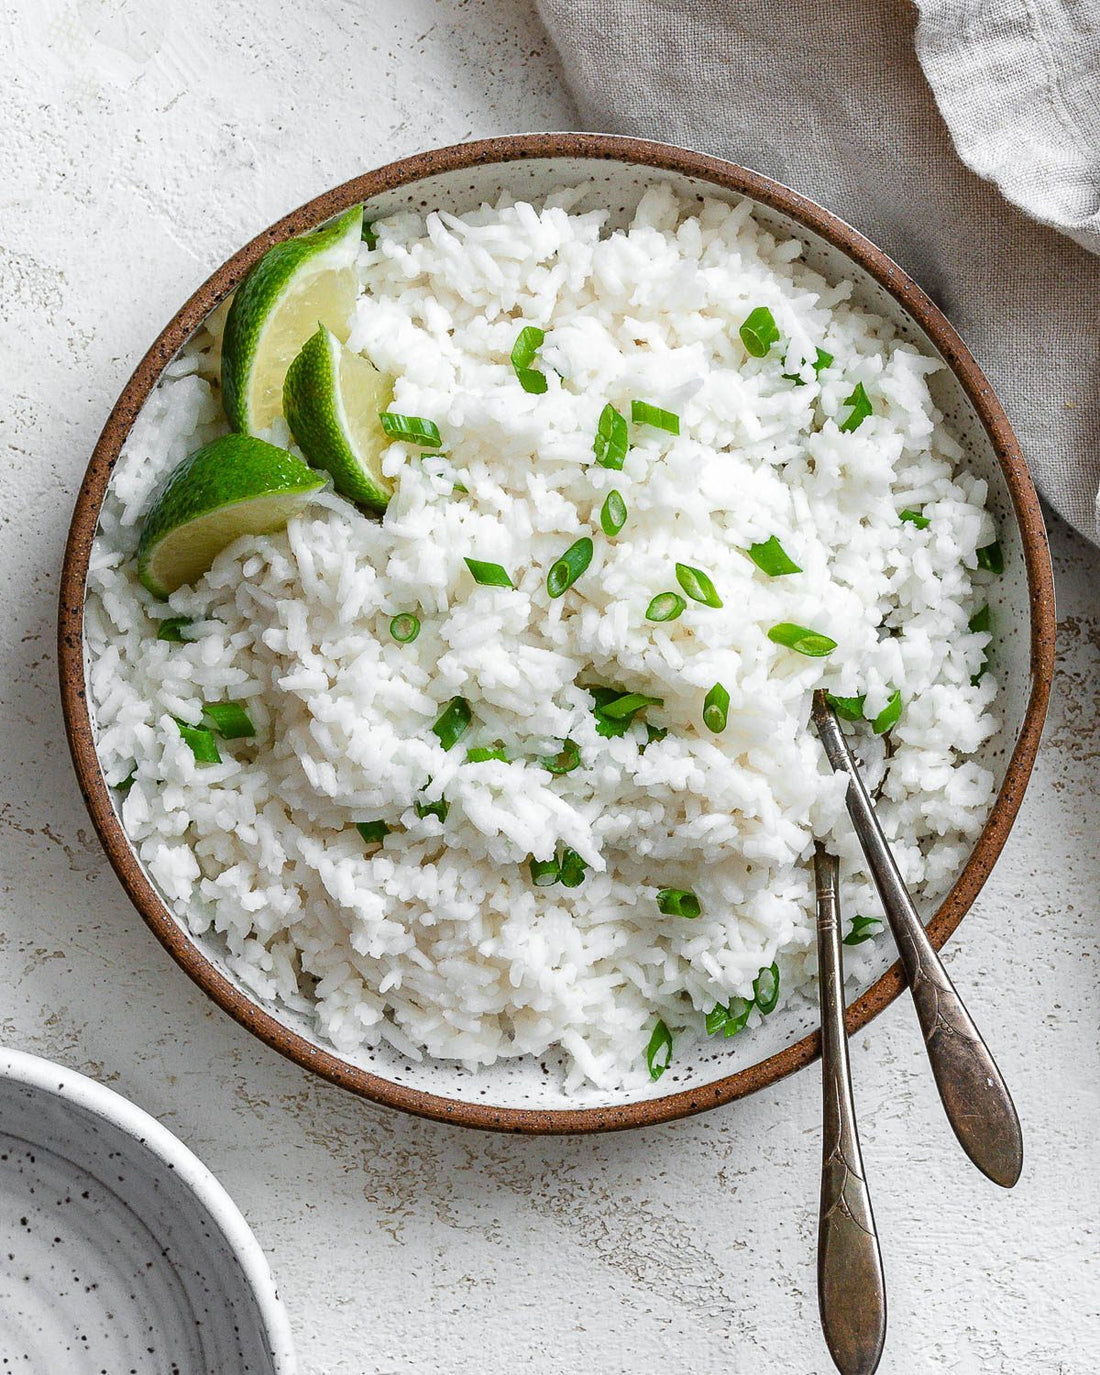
0;1048;296;1372
85;146;1039;1121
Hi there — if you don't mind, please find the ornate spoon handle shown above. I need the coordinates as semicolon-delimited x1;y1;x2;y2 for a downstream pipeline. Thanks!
815;844;887;1375
812;691;1023;1189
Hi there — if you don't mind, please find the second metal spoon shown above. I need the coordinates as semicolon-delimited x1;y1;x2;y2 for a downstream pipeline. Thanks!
811;689;1023;1189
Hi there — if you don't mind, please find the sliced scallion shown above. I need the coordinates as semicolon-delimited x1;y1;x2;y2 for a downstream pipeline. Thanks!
646;1019;673;1081
157;616;194;642
706;995;752;1038
592;402;628;470
390;613;421;643
838;382;872;433
656;887;701;919
739;306;781;358
871;689;902;735
356;820;391;845
432;696;472;751
361;218;378;248
379;412;443;447
900;508;930;529
631;399;680;434
703;682;730;734
976;540;1004;575
767;623;837;657
117;768;137;795
588;686;663;738
825;692;866;722
201;701;256;739
969;605;991;684
175;718;221;765
675;562;722;608
747;536;801;576
644;723;668;747
547;536;593;598
511;325;548;394
529;855;560;887
782;347;833;386
465;746;509;763
414;795;449;822
753;962;780;1014
559;848;588;888
600;489;627;537
464;557;514;588
646;591;686;622
541;739;581;775
843;915;882;946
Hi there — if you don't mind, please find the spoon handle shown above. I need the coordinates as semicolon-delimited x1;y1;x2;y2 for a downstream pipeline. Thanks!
811;691;1023;1188
814;844;886;1375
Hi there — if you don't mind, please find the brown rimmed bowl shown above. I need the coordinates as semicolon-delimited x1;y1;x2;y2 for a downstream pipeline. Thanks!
58;133;1056;1134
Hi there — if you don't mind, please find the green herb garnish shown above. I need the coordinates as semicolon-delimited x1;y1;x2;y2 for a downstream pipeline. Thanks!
825;692;866;722
379;412;443;447
646;592;686;622
753;962;780;1014
588;686;663;738
675;562;722;608
117;768;137;795
600;489;627;537
559;848;588;888
703;682;729;733
871;689;902;735
529;856;560;887
541;739;581;775
157;616;194;642
631;399;680;434
464;557;514;588
646;1019;673;1080
175;718;221;765
356;820;391;845
547;536;593;598
414;795;449;822
739;306;781;358
511;325;548;394
361;219;378;248
593;403;629;469
747;536;801;576
644;723;668;747
838;382;872;433
389;613;421;643
432;696;472;751
976;540;1004;574
843;915;882;946
201;701;256;739
900;508;930;529
706;995;753;1038
768;623;837;657
465;746;509;763
656;888;701;919
782;347;833;385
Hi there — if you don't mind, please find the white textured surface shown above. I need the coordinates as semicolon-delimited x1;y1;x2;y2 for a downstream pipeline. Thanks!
2;3;1097;1371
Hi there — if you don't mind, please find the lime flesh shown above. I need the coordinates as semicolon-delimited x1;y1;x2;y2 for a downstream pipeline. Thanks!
283;324;394;511
221;206;363;435
136;434;324;598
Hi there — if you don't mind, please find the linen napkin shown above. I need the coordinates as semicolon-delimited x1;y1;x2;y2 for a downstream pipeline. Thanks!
534;0;1100;543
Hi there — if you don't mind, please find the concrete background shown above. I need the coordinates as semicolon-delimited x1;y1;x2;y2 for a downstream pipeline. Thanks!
2;2;1097;1370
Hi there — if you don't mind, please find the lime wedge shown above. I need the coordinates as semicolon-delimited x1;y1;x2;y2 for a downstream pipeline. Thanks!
283;324;394;511
136;434;324;598
221;206;363;434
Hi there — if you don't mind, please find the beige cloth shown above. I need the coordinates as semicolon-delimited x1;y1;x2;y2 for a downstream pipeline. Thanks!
534;0;1100;542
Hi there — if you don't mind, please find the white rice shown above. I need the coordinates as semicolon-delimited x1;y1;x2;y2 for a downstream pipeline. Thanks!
85;184;999;1092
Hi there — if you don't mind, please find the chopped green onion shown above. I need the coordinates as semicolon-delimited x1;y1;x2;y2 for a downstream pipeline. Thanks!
546;536;593;598
747;536;801;576
871;689;902;735
782;347;833;386
588;686;663;738
432;697;472;751
465;746;509;763
646;592;686;622
753;962;780;1014
706;995;752;1038
117;768;137;795
464;557;514;588
703;682;730;733
900;508;930;530
838;382;872;433
969;605;991;635
592;403;628;469
356;820;391;845
644;723;668;747
529;855;560;887
379;412;442;447
175;718;221;765
541;739;581;775
389;613;421;643
157;616;194;642
825;692;866;722
511;325;548;394
739;306;781;358
559;848;588;888
201;701;256;739
843;915;882;946
361;219;378;248
976;540;1004;575
675;563;722;608
452;480;469;495
414;795;449;822
656;887;701;919
631;399;680;434
646;1019;673;1081
767;623;837;656
600;489;627;537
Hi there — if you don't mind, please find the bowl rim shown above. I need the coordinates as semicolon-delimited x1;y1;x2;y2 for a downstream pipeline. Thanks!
58;131;1056;1135
0;1046;297;1370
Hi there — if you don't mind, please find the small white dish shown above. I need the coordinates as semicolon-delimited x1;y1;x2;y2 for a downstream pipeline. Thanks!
0;1047;296;1373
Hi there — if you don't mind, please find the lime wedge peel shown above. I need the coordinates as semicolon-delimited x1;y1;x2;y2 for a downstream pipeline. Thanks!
221;205;363;436
283;325;394;512
136;435;324;598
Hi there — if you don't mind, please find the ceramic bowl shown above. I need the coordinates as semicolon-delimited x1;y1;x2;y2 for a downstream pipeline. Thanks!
0;1047;295;1371
59;133;1055;1132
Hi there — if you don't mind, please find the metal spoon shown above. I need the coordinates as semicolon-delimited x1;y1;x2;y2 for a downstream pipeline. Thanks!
811;689;1023;1188
814;842;887;1375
